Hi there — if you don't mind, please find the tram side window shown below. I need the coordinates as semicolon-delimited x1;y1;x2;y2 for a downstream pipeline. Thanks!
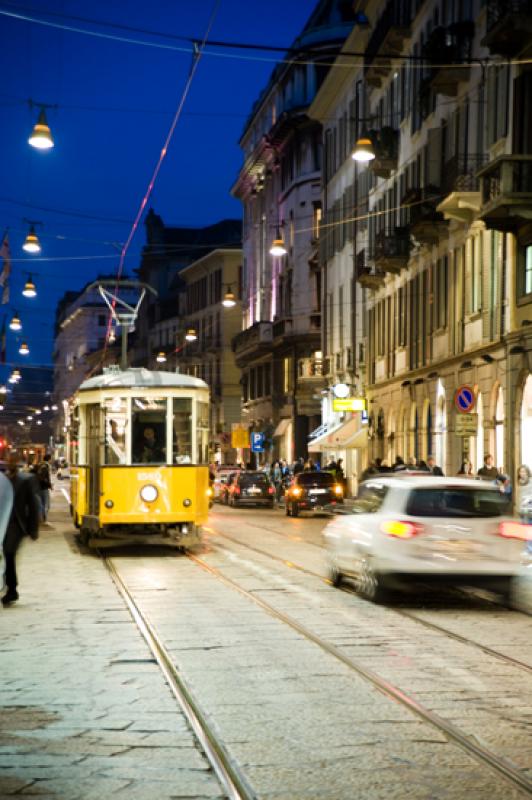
132;397;167;464
69;414;79;466
173;398;192;464
197;402;209;464
103;397;127;465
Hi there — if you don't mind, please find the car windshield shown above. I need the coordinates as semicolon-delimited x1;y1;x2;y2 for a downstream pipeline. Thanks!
297;473;335;485
406;487;509;518
240;473;270;487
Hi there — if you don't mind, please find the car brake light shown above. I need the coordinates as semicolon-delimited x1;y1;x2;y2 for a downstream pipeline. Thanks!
498;521;530;541
381;520;424;539
234;486;240;495
333;484;343;496
268;486;274;494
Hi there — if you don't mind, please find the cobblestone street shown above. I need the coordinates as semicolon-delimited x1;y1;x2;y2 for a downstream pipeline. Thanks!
2;489;532;799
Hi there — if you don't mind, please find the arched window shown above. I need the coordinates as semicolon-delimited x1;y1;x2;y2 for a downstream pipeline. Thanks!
522;375;532;470
426;404;432;461
495;386;505;471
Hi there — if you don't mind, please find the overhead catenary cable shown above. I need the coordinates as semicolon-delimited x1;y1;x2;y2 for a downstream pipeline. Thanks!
1;6;530;71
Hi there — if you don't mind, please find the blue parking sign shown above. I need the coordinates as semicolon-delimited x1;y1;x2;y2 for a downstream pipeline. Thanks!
251;432;265;452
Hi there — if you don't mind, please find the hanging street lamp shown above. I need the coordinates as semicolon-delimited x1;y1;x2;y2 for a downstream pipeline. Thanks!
19;341;30;355
9;313;22;332
22;275;37;298
222;287;236;308
269;226;287;257
156;351;167;363
185;328;197;342
22;225;41;254
351;136;376;162
28;108;54;150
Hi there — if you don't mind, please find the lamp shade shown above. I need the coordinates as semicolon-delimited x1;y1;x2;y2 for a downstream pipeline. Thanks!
269;227;287;257
22;277;37;298
352;136;376;162
22;226;41;254
28;109;54;150
222;290;236;308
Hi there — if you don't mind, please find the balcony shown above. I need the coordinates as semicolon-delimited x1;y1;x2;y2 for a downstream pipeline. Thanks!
482;0;532;56
374;227;410;273
437;154;488;222
272;317;293;340
365;0;412;88
478;156;532;233
422;21;474;97
369;127;399;179
355;250;385;290
232;321;272;366
404;187;447;245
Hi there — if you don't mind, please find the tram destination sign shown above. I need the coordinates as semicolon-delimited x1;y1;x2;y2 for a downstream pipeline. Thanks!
455;413;478;437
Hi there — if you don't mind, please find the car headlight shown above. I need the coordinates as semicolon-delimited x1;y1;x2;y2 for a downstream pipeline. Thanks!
140;484;158;503
291;487;302;497
333;484;343;495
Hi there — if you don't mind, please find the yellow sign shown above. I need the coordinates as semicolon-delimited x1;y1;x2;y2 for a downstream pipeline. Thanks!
455;413;478;437
231;426;250;448
332;397;366;412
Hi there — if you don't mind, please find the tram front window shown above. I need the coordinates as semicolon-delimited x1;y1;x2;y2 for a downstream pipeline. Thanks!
132;397;167;464
173;398;192;464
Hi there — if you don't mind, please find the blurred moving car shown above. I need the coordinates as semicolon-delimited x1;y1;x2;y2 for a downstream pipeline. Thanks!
511;542;532;614
324;476;528;603
213;467;240;503
285;471;343;517
227;471;275;508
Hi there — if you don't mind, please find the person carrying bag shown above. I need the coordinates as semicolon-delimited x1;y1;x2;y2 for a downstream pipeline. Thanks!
2;455;40;607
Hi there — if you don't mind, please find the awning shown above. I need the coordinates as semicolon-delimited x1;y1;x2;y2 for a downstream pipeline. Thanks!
273;418;291;437
308;417;367;452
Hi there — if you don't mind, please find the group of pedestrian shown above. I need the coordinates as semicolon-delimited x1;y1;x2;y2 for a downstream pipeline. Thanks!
361;454;444;481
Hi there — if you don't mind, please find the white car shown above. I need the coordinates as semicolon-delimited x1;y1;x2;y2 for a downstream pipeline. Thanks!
511;544;532;614
324;476;529;603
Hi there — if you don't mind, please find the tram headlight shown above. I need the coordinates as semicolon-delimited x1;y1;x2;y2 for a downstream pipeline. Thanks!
140;484;158;503
183;498;192;507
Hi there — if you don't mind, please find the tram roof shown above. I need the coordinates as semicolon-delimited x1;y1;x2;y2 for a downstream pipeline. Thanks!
78;368;209;392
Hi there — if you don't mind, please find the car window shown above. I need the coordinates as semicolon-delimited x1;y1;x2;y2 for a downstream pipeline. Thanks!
406;487;508;518
297;472;335;485
239;473;270;487
350;482;389;513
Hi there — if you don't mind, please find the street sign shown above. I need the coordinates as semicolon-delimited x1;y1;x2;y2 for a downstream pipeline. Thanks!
455;413;478;436
231;424;249;449
332;397;366;412
454;385;475;413
332;383;350;399
250;432;265;452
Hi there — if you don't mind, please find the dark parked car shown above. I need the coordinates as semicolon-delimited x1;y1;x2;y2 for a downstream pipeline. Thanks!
285;471;343;516
227;471;275;508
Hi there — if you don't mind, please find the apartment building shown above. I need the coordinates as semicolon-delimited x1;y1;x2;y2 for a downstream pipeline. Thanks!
310;0;532;480
231;0;358;463
176;248;243;464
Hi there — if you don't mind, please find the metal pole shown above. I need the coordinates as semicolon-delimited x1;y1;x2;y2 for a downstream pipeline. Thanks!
121;323;129;371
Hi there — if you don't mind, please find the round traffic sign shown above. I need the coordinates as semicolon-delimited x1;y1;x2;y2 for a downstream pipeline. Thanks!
454;385;475;413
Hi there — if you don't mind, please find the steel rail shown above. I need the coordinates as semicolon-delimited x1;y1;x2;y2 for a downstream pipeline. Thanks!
209;527;532;675
188;551;532;797
103;555;257;800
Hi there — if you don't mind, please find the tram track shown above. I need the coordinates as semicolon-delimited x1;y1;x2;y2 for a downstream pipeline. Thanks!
102;554;257;800
207;526;532;676
187;550;532;797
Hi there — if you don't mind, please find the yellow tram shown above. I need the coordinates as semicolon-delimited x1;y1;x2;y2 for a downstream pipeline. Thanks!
69;367;211;548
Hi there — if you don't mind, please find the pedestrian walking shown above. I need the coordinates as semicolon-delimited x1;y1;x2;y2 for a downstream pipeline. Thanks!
34;453;53;525
2;455;40;607
477;454;499;480
0;471;13;551
427;455;444;476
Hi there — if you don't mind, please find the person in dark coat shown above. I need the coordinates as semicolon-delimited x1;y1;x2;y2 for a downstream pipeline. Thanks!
2;455;40;606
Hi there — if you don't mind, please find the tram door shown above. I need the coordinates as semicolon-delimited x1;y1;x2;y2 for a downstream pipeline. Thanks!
86;404;102;515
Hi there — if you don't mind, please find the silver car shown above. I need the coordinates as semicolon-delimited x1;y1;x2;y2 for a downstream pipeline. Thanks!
324;476;529;603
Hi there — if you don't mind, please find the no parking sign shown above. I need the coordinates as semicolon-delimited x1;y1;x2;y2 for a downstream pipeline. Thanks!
454;385;475;413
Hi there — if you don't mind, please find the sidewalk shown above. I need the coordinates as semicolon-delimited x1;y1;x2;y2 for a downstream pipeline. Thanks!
0;488;224;800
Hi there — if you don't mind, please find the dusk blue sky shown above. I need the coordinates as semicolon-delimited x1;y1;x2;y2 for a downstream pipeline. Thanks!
0;0;315;373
